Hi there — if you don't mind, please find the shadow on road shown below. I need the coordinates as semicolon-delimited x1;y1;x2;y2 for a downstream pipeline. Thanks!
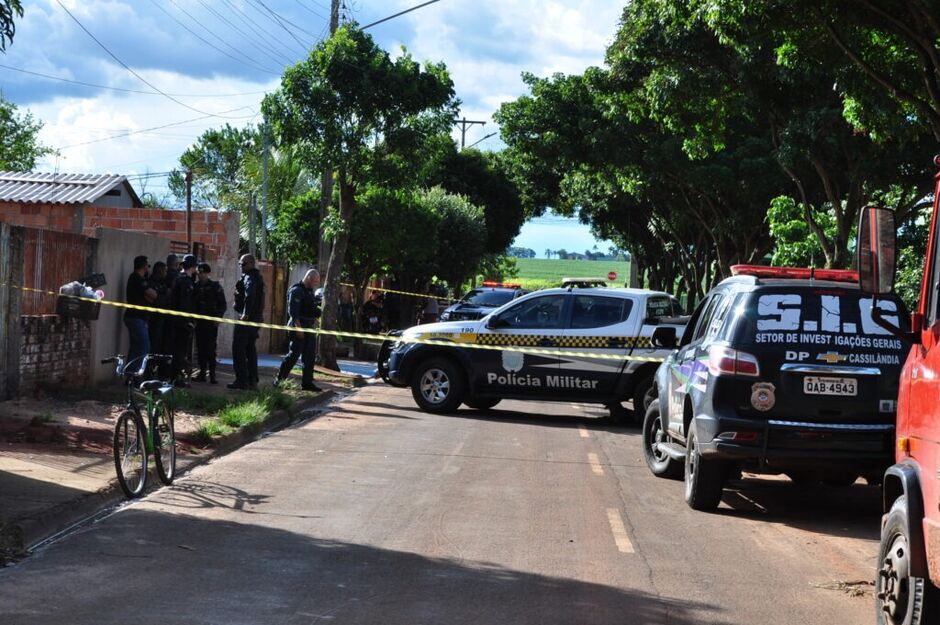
716;476;881;541
0;508;730;625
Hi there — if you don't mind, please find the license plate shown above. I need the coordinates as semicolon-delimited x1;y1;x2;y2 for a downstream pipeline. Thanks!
803;376;857;396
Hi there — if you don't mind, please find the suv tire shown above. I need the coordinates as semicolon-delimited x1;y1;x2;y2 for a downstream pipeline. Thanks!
684;426;726;511
411;358;466;414
876;497;939;625
642;400;683;480
633;376;656;416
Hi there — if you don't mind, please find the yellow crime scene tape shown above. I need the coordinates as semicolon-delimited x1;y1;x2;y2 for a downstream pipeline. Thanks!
339;282;461;303
2;283;664;363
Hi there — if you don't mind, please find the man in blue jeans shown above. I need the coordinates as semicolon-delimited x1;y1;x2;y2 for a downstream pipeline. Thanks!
124;255;157;375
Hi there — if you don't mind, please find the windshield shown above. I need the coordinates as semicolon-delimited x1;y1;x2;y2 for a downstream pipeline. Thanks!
461;289;516;307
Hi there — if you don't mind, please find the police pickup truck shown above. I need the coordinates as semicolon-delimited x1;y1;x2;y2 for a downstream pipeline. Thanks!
381;287;687;419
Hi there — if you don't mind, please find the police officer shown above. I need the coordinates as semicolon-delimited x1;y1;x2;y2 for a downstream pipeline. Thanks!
193;262;227;384
230;254;265;390
148;261;170;358
169;254;198;387
275;269;322;391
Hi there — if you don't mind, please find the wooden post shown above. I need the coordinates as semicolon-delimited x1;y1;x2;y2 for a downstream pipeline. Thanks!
0;224;24;399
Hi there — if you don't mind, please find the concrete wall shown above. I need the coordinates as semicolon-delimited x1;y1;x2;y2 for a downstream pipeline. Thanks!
88;228;170;384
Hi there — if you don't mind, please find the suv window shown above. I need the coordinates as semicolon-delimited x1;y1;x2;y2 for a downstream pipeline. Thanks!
690;294;725;343
570;295;633;329
494;294;567;330
645;296;676;320
704;294;735;340
462;289;517;308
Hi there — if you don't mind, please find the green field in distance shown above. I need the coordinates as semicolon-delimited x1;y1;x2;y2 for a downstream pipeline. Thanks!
512;258;631;290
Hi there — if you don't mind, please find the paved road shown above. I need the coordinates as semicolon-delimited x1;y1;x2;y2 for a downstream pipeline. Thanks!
0;384;880;624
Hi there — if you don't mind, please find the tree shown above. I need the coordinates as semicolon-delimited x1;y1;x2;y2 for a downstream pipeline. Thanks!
263;25;457;369
0;0;22;52
169;125;260;210
0;95;52;170
421;187;487;288
269;189;321;264
545;249;553;259
605;0;936;268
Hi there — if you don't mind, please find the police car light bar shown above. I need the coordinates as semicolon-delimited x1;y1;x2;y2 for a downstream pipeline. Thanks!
730;265;859;283
481;281;521;288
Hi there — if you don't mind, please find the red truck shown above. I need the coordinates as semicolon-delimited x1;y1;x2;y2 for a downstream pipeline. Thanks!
861;163;940;624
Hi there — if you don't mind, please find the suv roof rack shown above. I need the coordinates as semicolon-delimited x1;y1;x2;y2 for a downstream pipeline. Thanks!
730;264;859;283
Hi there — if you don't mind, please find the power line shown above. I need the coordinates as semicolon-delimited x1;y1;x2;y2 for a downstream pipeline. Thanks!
55;106;257;150
465;131;497;150
155;0;281;76
361;0;444;30
54;0;258;120
195;0;294;66
248;0;320;49
293;0;327;21
0;63;269;98
220;0;308;59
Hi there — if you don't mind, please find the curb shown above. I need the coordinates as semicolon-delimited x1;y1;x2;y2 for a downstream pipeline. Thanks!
6;388;340;558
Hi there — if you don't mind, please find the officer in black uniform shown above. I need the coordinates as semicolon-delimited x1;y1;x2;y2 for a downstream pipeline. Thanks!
229;254;265;390
275;269;322;391
169;254;198;387
148;261;170;358
193;262;227;383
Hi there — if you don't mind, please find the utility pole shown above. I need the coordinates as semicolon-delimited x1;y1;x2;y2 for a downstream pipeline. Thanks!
318;0;341;276
455;117;486;149
185;170;193;249
248;193;256;257
261;123;269;260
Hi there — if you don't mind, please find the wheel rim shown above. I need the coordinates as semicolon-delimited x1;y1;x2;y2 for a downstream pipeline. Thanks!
685;432;697;498
649;416;669;463
878;531;912;624
156;405;175;480
419;368;450;404
118;416;145;494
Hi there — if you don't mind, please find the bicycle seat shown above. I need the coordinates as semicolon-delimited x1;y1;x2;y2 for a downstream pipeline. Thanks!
139;380;166;392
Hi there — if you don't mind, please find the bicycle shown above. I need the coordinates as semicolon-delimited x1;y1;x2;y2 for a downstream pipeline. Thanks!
101;354;176;498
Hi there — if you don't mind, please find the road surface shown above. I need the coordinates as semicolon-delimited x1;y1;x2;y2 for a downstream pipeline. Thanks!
0;383;880;624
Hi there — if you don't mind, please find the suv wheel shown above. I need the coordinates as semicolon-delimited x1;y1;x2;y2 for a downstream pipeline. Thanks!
876;497;939;625
642;400;683;480
683;426;726;511
411;358;466;413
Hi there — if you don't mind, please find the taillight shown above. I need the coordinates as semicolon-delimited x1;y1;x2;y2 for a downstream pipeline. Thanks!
708;345;760;377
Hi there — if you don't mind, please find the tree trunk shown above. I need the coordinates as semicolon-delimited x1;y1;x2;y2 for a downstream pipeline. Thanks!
318;169;333;277
319;176;356;371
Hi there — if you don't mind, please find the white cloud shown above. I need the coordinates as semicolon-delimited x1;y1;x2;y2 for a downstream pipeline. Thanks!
6;0;625;201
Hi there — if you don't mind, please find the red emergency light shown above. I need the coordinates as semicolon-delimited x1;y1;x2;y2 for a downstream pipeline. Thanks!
730;265;858;283
480;281;522;288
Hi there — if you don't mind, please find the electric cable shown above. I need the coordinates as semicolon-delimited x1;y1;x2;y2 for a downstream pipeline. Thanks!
0;63;269;97
219;0;308;58
54;0;260;120
155;0;280;75
194;0;294;66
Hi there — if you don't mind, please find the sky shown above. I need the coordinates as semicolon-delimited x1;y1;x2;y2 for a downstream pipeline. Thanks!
1;0;624;255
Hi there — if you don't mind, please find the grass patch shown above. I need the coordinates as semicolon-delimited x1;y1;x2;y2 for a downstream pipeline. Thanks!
515;258;631;289
174;390;232;415
187;387;296;445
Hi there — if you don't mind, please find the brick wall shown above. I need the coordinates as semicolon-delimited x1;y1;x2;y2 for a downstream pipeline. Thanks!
0;202;236;258
19;315;91;394
83;207;234;256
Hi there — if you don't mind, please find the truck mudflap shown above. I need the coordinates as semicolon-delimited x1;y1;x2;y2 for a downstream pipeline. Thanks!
377;331;406;386
883;461;929;579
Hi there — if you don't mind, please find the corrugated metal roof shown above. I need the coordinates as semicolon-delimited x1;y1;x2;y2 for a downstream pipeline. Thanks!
0;171;135;205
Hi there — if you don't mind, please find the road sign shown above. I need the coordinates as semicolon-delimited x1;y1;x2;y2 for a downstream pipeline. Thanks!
607;271;618;281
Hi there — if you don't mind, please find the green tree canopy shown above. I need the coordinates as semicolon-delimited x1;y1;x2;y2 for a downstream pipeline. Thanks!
169;124;260;210
0;95;52;171
0;0;22;52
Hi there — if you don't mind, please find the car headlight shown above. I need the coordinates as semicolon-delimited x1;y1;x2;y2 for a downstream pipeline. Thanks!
440;312;451;320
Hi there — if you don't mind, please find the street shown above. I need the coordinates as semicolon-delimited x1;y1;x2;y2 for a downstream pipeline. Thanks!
0;383;880;624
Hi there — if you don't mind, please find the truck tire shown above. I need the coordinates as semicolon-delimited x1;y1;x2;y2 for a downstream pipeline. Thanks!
463;397;501;411
684;426;726;511
642;400;683;480
633;376;656;416
411;357;466;414
876;496;940;625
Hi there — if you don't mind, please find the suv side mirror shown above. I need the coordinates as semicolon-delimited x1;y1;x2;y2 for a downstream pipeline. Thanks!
652;326;677;349
857;206;897;296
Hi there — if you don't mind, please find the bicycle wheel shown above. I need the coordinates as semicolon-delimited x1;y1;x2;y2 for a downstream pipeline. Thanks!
113;410;147;498
152;399;176;485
